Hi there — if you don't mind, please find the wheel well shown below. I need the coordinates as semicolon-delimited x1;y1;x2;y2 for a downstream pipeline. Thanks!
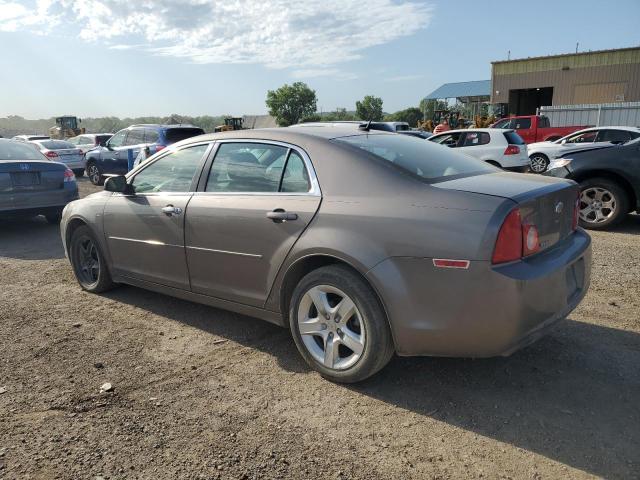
279;255;388;325
572;170;637;212
529;152;548;160
65;218;88;250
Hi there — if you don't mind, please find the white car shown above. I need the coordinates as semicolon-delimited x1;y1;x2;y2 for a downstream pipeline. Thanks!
428;128;530;172
28;139;86;176
67;133;113;155
528;126;640;173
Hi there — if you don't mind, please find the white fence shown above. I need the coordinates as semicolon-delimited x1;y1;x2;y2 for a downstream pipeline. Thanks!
538;102;640;127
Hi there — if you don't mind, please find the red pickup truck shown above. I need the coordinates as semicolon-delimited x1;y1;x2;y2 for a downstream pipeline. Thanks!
491;115;589;144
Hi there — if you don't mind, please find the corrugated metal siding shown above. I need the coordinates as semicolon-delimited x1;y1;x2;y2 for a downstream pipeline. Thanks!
493;48;640;75
491;63;640;105
539;102;640;127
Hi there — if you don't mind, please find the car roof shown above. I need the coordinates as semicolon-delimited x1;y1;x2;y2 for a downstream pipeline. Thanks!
432;128;512;134
127;124;201;129
568;126;640;133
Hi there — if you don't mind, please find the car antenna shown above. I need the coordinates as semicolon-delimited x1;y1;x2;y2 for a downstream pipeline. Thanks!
359;119;372;132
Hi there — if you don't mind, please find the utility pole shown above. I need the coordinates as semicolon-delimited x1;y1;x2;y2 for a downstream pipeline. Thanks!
576;42;579;53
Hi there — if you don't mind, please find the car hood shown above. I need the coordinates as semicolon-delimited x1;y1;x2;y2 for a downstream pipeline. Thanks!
432;171;574;202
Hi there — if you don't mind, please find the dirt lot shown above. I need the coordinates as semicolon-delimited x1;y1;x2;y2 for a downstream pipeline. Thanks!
1;177;639;479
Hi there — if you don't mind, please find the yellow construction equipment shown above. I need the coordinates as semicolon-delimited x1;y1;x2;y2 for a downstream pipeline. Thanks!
49;116;85;139
214;117;244;133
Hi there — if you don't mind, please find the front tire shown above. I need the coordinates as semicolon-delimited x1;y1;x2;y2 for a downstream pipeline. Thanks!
69;225;115;292
529;153;549;173
578;177;629;230
87;162;103;186
289;265;394;383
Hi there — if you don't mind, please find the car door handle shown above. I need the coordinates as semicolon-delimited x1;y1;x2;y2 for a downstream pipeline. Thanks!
162;205;183;216
267;209;298;222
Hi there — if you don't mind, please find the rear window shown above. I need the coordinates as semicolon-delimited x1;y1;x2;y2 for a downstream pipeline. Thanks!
95;135;112;145
503;131;525;145
513;118;531;129
39;140;75;149
333;134;495;182
0;140;46;160
165;128;205;144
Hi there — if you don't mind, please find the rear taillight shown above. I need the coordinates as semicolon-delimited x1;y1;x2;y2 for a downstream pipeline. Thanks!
63;169;75;182
492;208;541;264
504;145;520;155
45;151;58;158
492;209;522;264
572;193;580;230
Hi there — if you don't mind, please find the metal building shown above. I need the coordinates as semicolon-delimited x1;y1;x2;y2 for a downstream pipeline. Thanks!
423;80;490;119
491;47;640;115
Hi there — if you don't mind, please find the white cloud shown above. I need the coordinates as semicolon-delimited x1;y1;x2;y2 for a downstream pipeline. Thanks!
2;0;432;72
0;0;60;32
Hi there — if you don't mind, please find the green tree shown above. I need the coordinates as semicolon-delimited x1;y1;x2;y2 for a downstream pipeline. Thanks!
355;95;384;121
266;82;318;127
384;107;423;127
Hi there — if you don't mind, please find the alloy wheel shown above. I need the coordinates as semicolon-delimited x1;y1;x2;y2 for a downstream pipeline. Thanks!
297;285;366;370
88;164;100;184
74;236;100;286
580;187;616;224
529;155;548;173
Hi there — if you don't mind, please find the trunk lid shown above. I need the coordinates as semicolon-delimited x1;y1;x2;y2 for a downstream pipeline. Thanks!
434;172;579;253
0;160;67;193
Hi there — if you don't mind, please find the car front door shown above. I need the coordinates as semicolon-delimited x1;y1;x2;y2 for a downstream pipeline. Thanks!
185;141;321;307
101;130;127;174
103;143;212;289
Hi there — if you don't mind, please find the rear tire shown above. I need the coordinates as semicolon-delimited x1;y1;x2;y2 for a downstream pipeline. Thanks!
69;225;115;293
87;162;103;186
529;153;549;173
289;265;394;383
578;177;629;230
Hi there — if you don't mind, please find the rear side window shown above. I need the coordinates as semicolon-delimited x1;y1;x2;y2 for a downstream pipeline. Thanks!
124;129;145;146
281;152;311;192
503;131;525;145
144;129;160;144
513;118;531;129
95;135;111;146
165;128;205;144
0;141;46;160
597;129;632;143
334;134;494;182
462;132;490;146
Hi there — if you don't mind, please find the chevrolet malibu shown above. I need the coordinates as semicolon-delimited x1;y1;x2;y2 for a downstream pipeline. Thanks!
60;127;591;383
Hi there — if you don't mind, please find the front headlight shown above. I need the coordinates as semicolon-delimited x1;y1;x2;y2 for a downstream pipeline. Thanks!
547;158;571;170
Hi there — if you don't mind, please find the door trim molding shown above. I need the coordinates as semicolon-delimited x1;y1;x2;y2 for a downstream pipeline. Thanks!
186;245;262;258
108;236;182;248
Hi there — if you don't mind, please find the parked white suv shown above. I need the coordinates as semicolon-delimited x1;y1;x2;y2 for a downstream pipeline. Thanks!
428;128;530;172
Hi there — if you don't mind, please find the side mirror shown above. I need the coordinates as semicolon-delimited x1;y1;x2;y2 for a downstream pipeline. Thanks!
104;175;134;194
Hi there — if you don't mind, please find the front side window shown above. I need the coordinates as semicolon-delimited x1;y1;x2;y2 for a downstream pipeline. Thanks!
206;143;289;193
430;132;462;147
131;144;208;193
565;131;598;143
335;134;494;182
108;130;127;148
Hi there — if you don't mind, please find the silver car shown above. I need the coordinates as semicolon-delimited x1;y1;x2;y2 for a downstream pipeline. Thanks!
0;139;79;223
29;139;86;176
60;127;591;382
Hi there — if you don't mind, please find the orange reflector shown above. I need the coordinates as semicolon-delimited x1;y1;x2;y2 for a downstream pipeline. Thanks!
433;259;470;269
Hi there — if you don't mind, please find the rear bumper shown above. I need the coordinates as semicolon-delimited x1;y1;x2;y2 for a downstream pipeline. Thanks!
366;229;591;357
0;184;79;216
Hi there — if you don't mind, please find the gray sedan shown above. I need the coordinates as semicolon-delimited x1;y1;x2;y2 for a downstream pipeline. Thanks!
60;127;591;382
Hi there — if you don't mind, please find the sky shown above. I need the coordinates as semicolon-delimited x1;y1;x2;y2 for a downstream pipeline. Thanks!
1;0;639;119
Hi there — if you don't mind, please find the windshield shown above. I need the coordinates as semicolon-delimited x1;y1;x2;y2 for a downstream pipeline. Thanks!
333;134;495;182
38;140;75;150
0;140;47;160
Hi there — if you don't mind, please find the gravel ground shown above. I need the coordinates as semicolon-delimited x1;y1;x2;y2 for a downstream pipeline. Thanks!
1;177;639;479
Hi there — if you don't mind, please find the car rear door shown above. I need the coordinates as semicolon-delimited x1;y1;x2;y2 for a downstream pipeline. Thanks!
103;143;212;289
185;140;321;307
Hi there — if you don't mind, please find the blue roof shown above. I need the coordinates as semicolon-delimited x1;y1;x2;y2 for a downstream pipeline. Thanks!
425;80;491;100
